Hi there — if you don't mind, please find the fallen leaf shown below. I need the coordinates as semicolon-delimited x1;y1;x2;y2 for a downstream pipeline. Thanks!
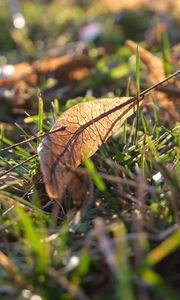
0;62;37;88
34;54;92;81
126;40;180;123
0;54;93;119
67;172;88;205
0;54;92;88
38;97;138;200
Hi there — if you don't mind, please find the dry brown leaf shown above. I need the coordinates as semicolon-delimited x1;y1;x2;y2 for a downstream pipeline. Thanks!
0;54;92;89
126;40;180;123
38;97;137;200
0;62;37;88
0;54;93;120
34;54;92;81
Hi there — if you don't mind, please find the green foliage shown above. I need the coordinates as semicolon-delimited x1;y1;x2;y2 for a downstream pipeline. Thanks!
134;46;140;142
1;105;179;299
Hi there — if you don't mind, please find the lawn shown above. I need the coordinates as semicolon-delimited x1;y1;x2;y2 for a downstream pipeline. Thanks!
0;1;180;299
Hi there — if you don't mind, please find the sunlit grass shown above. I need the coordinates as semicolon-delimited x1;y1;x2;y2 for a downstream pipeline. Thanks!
0;1;180;299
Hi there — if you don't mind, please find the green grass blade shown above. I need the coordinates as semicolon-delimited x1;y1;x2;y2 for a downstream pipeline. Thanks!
113;222;135;300
83;157;106;191
52;98;60;119
15;206;50;273
141;269;179;300
38;96;44;133
134;46;140;142
161;32;172;75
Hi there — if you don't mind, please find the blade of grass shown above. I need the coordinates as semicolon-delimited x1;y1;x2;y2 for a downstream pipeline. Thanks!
140;111;148;134
15;206;50;273
38;96;44;145
0;126;4;149
83;157;106;191
52;98;60;120
0;135;30;158
0;191;45;213
145;229;180;266
141;269;179;300
0;251;23;284
0;154;37;178
123;76;131;145
134;46;140;142
161;32;172;75
112;221;135;300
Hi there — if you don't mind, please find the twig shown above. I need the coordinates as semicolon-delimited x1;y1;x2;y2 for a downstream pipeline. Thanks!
0;126;66;153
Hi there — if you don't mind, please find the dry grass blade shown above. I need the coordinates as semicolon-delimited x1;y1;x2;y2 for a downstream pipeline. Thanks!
0;194;33;212
0;251;23;284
